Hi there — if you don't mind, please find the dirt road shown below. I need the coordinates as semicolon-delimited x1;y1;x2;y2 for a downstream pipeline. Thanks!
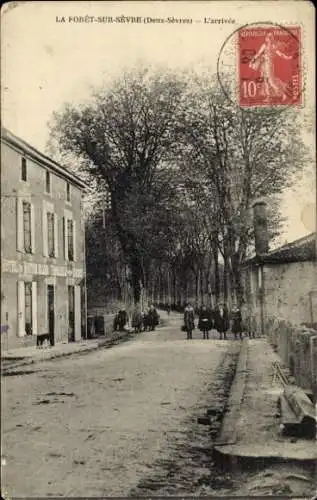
2;319;235;497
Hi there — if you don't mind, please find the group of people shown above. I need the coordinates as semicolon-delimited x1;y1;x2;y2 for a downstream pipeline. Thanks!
114;302;248;340
113;305;159;333
132;305;159;333
183;302;245;340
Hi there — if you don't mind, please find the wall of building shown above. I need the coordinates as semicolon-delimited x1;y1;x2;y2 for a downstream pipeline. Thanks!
243;260;316;333
1;139;85;350
243;259;317;397
242;265;262;334
1;141;85;264
263;261;317;326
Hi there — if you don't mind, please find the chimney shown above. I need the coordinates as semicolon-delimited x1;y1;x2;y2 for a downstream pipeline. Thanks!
253;200;269;256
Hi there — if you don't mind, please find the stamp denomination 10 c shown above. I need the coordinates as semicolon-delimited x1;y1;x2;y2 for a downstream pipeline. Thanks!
238;26;301;107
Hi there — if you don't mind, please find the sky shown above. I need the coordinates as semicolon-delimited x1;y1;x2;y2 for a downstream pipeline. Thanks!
2;1;316;243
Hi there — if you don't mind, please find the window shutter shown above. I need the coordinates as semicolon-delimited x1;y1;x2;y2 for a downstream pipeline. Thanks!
63;216;68;260
32;282;37;335
31;203;35;254
73;220;76;261
43;206;48;257
16;197;23;251
17;281;25;337
54;214;59;258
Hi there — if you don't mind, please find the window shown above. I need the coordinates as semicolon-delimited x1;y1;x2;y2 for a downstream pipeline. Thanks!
24;282;32;335
45;171;51;193
23;202;32;253
66;182;71;202
47;212;55;257
63;214;75;261
67;219;74;261
21;157;27;181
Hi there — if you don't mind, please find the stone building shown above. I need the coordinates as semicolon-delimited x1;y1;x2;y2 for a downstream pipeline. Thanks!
242;201;317;396
243;201;317;333
1;128;87;350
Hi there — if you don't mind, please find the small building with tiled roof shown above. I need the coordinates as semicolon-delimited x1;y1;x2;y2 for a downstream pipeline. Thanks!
244;232;316;266
242;201;317;397
242;201;317;334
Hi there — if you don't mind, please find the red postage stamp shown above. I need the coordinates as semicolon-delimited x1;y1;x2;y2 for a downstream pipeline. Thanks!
238;26;301;107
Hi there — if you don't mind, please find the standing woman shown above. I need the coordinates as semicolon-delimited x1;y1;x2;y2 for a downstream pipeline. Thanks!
214;302;229;340
184;303;195;340
198;305;212;339
231;305;243;340
132;307;143;333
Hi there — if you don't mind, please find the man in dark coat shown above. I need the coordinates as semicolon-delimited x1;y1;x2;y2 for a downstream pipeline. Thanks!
116;308;128;331
132;308;143;333
214;303;229;340
231;305;243;339
198;305;212;339
141;310;148;332
148;304;159;331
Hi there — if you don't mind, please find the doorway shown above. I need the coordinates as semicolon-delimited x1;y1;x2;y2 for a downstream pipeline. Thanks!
68;285;75;342
47;285;55;346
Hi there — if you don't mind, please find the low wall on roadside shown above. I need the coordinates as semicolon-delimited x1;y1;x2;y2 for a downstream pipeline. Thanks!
266;317;317;400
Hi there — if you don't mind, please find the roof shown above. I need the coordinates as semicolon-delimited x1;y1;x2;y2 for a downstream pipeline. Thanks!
244;232;316;266
1;127;87;191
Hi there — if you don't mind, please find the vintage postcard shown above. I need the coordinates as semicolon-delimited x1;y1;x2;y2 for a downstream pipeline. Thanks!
1;1;316;498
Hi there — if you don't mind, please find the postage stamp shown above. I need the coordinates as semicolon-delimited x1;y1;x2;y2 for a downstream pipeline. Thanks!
238;25;301;107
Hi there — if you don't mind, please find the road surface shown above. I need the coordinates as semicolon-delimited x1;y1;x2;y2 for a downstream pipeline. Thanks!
2;317;236;497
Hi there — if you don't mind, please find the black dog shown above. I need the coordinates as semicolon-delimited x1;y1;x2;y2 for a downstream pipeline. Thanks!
36;333;53;348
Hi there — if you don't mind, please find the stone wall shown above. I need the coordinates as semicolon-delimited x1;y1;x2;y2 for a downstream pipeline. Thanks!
263;261;317;325
243;260;317;335
266;317;317;400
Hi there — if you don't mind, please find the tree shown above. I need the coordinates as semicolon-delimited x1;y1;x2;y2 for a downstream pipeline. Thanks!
85;209;126;307
48;68;187;303
180;72;309;305
48;66;310;310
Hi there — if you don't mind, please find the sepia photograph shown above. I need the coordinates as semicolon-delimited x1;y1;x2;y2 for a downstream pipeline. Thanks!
1;1;316;498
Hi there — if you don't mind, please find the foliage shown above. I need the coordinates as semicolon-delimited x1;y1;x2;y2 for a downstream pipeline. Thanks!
177;72;308;302
49;68;187;302
48;67;309;307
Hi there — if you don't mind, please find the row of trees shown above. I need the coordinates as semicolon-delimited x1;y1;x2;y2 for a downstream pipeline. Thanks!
48;67;309;308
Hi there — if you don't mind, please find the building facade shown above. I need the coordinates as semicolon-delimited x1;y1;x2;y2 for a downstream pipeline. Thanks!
1;128;87;350
243;233;317;334
242;201;317;396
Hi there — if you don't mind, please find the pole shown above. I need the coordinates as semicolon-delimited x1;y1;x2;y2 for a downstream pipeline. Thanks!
83;211;88;341
258;265;264;336
102;198;106;229
5;315;9;352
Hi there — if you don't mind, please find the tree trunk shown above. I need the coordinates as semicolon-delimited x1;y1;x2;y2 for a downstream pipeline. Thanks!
200;267;204;306
129;254;142;304
195;271;199;310
156;266;162;304
167;268;171;306
231;255;244;307
212;243;220;301
223;255;229;304
173;270;177;306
